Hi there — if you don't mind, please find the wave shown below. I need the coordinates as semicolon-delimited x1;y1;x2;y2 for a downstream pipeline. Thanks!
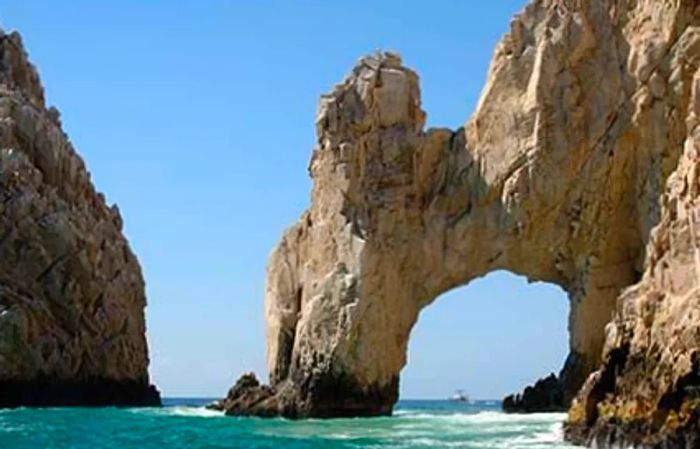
167;406;225;417
387;410;576;447
396;410;567;423
130;406;224;418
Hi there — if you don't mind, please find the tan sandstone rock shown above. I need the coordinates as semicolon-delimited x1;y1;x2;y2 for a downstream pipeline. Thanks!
222;1;700;446
0;30;159;406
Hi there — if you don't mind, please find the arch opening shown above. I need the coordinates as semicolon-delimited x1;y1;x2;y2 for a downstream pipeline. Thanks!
401;270;570;410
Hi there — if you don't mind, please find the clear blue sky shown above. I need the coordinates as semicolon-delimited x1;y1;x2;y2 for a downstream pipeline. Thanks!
0;0;570;399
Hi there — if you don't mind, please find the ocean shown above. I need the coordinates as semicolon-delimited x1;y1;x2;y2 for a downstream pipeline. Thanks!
0;398;578;448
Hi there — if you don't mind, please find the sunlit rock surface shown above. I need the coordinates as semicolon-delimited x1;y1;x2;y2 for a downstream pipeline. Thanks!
221;1;700;446
0;30;159;407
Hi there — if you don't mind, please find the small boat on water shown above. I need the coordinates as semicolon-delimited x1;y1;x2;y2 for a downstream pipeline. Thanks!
449;390;471;402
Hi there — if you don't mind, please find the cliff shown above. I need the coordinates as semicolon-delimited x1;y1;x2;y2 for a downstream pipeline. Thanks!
0;30;159;406
218;0;700;446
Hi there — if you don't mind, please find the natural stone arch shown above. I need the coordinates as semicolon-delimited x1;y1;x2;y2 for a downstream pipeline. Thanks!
215;5;700;444
259;46;638;416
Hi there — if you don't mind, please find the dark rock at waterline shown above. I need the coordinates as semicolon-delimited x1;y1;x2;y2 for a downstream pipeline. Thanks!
207;372;278;417
212;371;397;419
0;379;161;407
564;414;700;449
502;373;566;413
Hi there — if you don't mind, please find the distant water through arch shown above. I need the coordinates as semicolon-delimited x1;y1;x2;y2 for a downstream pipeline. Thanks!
401;270;569;401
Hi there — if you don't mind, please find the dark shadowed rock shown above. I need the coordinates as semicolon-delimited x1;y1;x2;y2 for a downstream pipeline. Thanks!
503;374;566;413
207;373;277;417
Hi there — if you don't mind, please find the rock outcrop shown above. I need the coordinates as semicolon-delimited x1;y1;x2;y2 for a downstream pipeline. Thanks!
565;27;700;444
0;30;159;407
221;0;700;446
503;373;566;413
207;372;278;417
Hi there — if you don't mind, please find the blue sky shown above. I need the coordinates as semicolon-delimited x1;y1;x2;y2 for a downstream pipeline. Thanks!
0;1;570;399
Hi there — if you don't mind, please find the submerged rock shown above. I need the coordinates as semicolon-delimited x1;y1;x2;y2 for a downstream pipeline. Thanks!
0;30;159;406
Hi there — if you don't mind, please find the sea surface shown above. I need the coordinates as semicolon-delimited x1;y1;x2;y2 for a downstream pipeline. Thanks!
0;398;578;448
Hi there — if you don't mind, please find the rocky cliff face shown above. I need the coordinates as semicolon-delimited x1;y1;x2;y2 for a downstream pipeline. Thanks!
220;0;700;446
0;30;159;406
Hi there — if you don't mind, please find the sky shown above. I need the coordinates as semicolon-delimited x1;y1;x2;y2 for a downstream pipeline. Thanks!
0;1;570;400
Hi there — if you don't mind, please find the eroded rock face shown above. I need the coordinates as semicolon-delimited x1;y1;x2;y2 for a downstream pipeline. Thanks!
223;0;700;445
0;30;159;406
565;33;700;446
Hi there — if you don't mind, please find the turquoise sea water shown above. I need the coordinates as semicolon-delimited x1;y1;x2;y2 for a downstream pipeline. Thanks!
0;398;578;448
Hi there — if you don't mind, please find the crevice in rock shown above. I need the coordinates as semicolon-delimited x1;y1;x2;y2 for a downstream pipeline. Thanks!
585;343;630;427
653;351;700;428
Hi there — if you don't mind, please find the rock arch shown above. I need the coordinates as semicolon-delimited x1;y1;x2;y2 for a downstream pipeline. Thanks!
260;42;641;416
218;2;700;445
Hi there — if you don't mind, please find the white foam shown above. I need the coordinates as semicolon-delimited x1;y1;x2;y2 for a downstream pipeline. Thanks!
132;406;224;418
395;410;566;425
168;406;225;417
385;411;578;448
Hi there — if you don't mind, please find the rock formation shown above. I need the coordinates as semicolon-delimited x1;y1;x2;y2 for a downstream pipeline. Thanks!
220;0;700;446
503;373;565;413
0;30;160;407
208;372;277;417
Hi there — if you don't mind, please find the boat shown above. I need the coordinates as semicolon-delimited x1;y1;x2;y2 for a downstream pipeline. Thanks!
449;390;471;402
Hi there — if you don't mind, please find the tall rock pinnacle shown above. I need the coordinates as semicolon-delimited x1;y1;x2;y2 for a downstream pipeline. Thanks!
0;30;160;406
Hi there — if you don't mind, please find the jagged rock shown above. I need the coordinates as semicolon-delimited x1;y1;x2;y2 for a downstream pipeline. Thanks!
0;30;160;406
220;1;700;446
207;373;278;417
503;373;566;413
565;62;700;446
